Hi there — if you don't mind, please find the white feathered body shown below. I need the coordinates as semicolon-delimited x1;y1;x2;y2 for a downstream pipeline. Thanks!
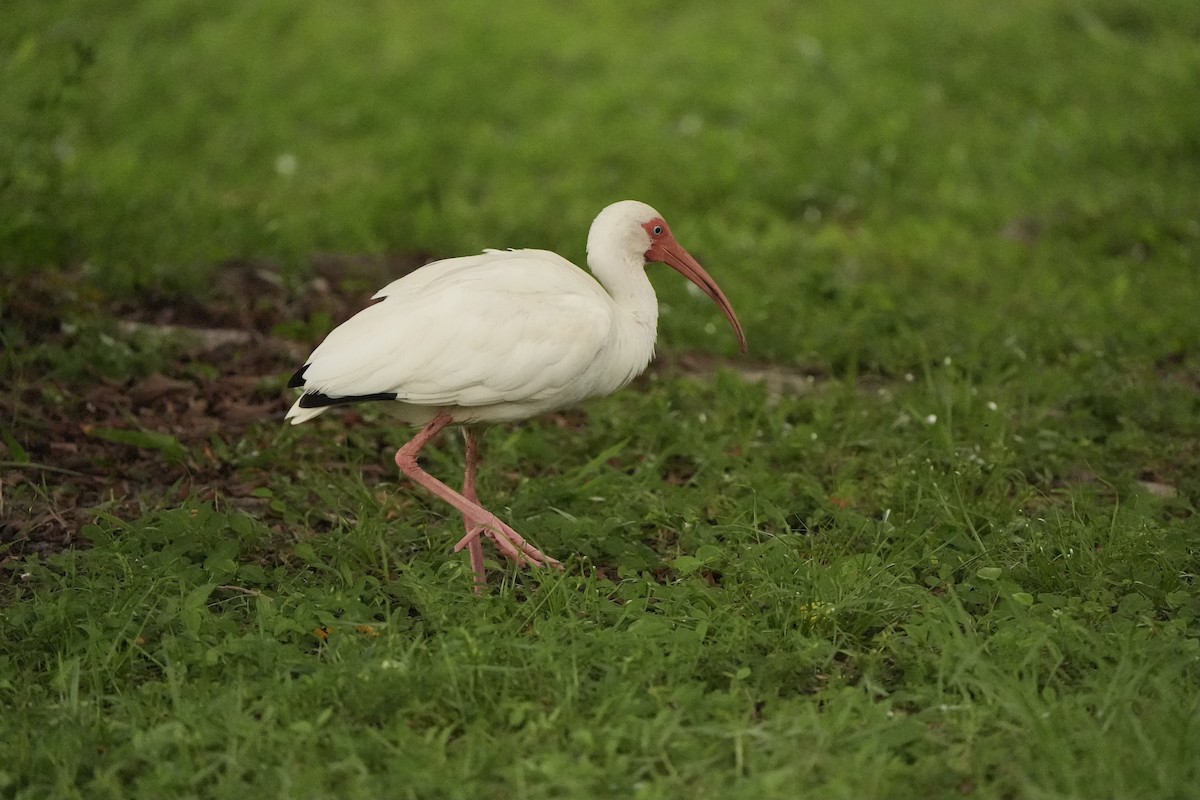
286;246;659;426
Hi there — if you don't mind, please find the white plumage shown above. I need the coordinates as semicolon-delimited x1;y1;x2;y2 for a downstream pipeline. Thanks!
286;200;745;591
286;249;644;425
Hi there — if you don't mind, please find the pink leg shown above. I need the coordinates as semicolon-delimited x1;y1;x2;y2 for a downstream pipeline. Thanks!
393;413;562;583
461;426;487;593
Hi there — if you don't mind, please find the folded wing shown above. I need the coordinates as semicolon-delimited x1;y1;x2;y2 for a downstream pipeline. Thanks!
291;249;615;412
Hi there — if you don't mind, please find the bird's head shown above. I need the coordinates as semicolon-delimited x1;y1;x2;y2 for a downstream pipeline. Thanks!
587;200;747;353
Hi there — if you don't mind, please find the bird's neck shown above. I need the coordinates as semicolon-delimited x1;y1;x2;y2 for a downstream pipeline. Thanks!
590;253;659;338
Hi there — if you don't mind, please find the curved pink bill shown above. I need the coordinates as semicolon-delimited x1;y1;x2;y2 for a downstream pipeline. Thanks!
660;242;748;353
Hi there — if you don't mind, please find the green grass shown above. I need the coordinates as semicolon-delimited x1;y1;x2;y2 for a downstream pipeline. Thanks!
2;0;1199;798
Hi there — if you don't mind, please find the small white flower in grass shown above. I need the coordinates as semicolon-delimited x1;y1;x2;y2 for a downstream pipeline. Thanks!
697;412;708;424
704;321;717;336
797;35;824;63
943;356;952;366
810;432;818;440
904;372;915;382
275;153;297;176
677;113;703;136
54;137;75;164
925;414;938;424
379;659;404;670
986;401;998;411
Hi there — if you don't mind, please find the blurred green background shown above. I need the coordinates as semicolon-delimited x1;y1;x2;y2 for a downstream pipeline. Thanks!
4;0;1197;371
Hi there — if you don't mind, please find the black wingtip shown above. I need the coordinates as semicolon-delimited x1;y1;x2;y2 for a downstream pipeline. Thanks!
288;365;309;388
298;390;399;409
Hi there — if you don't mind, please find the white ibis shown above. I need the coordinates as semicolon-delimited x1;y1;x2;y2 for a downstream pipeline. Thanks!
286;200;746;590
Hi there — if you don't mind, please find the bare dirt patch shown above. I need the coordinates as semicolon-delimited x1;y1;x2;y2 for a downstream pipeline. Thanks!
2;257;420;560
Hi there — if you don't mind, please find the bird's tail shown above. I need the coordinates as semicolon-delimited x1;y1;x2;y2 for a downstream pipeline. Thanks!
285;397;328;425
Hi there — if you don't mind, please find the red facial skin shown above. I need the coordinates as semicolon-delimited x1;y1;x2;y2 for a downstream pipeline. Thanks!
642;218;747;352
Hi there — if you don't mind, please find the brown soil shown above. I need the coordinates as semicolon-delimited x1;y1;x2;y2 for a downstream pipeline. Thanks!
1;256;422;560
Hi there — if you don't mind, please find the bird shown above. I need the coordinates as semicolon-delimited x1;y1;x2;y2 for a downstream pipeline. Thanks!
286;200;746;591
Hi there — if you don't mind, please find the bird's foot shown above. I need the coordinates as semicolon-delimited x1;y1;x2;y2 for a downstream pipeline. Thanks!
454;513;563;571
